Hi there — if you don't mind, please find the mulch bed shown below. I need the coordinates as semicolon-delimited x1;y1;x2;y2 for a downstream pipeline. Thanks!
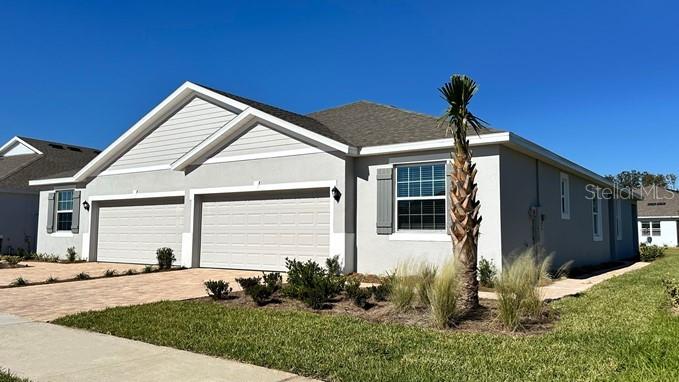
201;291;556;335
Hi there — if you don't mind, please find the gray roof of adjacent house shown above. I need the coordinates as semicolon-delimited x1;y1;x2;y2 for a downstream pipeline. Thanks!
637;186;679;218
0;137;100;192
203;84;502;147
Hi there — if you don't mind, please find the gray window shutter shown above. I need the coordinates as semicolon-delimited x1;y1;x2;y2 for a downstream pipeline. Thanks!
46;192;56;233
446;162;452;235
71;190;81;234
376;168;393;234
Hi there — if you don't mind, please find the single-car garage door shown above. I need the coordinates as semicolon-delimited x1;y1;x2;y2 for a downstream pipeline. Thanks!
200;189;330;271
96;198;184;264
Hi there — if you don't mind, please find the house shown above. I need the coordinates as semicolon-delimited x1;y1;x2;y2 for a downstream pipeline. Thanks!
637;186;679;247
30;82;639;273
0;136;99;253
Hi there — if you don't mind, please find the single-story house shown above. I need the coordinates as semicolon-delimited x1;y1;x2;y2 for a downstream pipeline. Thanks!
31;82;639;273
637;186;678;247
0;136;99;253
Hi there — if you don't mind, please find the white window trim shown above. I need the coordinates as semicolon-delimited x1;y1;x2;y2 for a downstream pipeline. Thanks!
560;172;570;220
615;200;621;240
592;192;603;241
651;221;661;237
393;161;447;234
56;190;74;232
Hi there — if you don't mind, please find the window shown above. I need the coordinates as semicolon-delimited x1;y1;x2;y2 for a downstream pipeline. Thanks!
641;221;650;236
592;193;603;241
396;163;446;230
651;221;661;236
615;199;623;240
56;190;74;231
560;173;570;219
641;221;661;237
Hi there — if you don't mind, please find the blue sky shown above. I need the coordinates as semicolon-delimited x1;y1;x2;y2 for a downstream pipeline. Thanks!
1;1;677;176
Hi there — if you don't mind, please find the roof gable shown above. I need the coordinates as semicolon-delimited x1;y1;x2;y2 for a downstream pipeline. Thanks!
637;186;679;217
100;97;237;174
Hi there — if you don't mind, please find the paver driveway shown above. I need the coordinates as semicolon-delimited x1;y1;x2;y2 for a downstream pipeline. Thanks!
0;266;259;321
0;261;149;286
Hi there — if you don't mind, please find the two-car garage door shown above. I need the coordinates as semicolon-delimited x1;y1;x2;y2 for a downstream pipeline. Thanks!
200;190;330;271
96;199;184;264
93;190;330;270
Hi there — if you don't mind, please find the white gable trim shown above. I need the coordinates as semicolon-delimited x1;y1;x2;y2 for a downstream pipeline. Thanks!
0;137;43;156
70;82;351;181
358;132;511;156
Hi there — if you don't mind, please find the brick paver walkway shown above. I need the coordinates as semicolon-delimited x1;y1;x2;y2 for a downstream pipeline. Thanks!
0;261;149;286
0;267;258;321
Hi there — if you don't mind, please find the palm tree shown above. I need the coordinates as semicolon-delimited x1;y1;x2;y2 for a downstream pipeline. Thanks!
439;74;487;313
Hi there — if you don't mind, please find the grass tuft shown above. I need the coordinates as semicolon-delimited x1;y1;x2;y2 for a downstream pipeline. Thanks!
427;257;461;328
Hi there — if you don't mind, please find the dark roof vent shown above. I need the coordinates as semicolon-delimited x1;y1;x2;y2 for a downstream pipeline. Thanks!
648;202;667;206
49;144;64;149
67;147;82;152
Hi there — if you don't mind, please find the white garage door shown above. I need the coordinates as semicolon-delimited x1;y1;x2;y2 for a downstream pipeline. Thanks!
200;190;330;271
96;200;184;264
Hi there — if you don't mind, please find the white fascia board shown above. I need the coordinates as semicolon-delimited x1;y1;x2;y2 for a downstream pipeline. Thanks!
171;109;257;170
88;190;185;202
504;132;615;189
0;136;43;156
638;216;679;219
190;180;336;197
357;132;511;156
28;177;77;186
72;82;199;182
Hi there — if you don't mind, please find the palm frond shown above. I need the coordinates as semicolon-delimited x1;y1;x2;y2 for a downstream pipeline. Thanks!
439;74;488;138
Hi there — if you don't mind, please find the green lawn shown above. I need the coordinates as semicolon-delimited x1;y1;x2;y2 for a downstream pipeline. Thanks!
55;255;679;382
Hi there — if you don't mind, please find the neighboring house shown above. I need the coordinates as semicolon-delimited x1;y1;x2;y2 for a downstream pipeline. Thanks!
31;82;638;272
0;136;99;253
637;186;679;247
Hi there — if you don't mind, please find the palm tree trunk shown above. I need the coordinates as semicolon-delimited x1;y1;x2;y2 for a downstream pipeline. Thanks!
449;142;481;312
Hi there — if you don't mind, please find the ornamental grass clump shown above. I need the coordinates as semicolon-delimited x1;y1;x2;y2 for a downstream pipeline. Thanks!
495;248;552;331
428;257;462;328
390;260;419;311
416;263;437;306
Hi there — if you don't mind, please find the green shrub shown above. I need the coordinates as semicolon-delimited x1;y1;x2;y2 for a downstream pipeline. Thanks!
640;244;665;262
416;262;437;306
143;265;154;273
662;277;679;310
2;256;21;266
428;258;462;328
156;247;175;269
495;249;551;331
368;281;391;302
390;260;418;311
66;247;77;262
325;256;346;295
11;276;27;287
204;280;232;300
236;274;280;305
34;253;60;262
103;269;117;277
478;258;497;288
345;278;371;309
284;258;338;309
75;272;91;280
124;269;137;276
46;275;58;283
20;251;36;260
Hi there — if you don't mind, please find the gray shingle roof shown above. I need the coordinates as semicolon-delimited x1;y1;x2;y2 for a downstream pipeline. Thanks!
637;186;679;217
201;84;502;148
0;137;100;192
309;101;502;147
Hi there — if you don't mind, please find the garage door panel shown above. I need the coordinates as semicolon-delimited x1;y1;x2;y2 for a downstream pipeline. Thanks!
200;191;330;271
97;202;184;264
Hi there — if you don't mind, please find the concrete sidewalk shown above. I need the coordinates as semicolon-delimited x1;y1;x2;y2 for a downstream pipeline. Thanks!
479;261;650;301
0;313;316;382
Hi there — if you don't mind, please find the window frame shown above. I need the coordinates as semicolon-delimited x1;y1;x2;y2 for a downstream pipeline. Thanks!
592;191;603;241
55;189;74;232
641;221;650;236
394;161;447;232
560;172;570;220
651;221;661;237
